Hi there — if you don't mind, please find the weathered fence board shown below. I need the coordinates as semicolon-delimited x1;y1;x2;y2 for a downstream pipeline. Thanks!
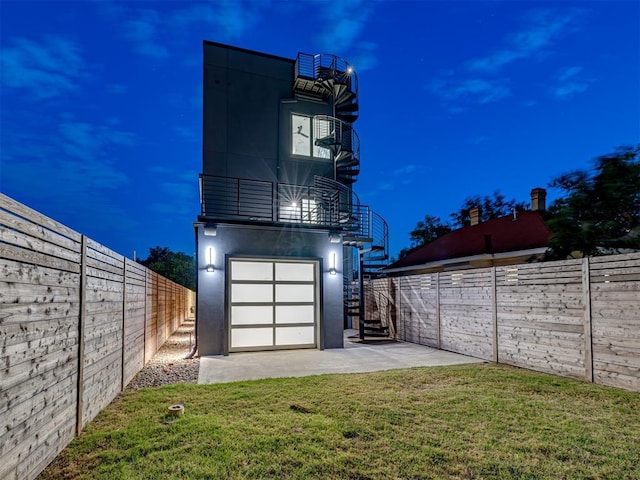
0;194;81;480
123;260;146;386
0;194;195;480
590;254;640;390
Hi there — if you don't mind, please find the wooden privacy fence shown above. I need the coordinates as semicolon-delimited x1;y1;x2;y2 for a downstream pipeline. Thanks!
368;252;640;392
0;194;195;480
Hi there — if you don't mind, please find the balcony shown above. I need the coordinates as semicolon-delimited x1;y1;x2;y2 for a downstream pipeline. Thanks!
199;174;389;272
200;174;357;229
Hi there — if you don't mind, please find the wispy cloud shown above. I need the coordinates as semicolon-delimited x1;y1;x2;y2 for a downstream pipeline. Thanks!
56;121;136;161
557;65;583;82
124;9;170;59
3;118;134;187
469;9;586;72
108;84;128;94
149;168;199;217
430;77;511;105
392;164;422;177
1;119;136;233
113;1;262;60
172;2;259;39
552;65;590;98
174;126;199;142
429;8;587;109
315;0;378;72
0;35;87;99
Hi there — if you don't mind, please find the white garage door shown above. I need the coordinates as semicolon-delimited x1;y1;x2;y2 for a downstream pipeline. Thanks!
229;258;318;352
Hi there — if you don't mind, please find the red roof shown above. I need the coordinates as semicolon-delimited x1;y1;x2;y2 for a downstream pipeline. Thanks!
389;210;553;269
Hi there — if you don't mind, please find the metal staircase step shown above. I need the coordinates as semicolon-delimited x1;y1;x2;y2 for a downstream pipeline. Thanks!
361;319;383;325
336;113;358;123
362;264;388;270
363;255;388;262
361;332;390;338
337;101;359;112
336;156;358;167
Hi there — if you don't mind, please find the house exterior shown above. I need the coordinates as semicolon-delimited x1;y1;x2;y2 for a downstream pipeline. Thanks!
385;188;553;275
195;41;388;355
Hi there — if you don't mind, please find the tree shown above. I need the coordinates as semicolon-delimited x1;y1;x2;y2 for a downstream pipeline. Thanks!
546;145;640;259
138;246;195;290
397;215;452;259
450;191;528;228
409;214;452;247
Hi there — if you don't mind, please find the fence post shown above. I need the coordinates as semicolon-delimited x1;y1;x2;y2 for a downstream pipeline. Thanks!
397;277;402;340
435;272;441;349
76;235;87;436
491;267;498;363
143;267;148;365
121;257;127;392
582;257;594;382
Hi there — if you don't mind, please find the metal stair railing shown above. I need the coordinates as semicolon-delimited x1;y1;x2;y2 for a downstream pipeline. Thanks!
313;115;343;152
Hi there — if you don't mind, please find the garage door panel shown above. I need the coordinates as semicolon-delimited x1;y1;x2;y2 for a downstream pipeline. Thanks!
232;283;273;303
275;284;314;303
275;262;314;281
275;305;314;324
276;326;315;346
232;261;273;280
231;306;273;325
232;328;274;348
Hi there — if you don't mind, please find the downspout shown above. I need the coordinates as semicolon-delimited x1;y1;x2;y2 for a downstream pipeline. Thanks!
185;222;200;359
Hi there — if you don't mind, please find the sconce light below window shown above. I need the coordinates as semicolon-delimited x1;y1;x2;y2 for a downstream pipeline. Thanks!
329;252;337;275
206;247;215;272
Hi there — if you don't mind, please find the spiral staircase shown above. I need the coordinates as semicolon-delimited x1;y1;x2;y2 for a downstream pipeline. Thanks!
293;53;360;185
293;53;391;340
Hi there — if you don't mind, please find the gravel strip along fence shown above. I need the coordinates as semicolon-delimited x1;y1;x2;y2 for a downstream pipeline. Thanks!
126;318;199;390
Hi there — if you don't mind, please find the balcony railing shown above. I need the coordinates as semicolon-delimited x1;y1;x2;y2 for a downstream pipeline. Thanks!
200;174;365;230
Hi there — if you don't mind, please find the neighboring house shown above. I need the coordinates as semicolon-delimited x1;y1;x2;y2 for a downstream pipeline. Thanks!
195;41;388;355
385;188;553;275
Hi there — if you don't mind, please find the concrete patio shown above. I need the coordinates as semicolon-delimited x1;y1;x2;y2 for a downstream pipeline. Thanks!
198;330;485;384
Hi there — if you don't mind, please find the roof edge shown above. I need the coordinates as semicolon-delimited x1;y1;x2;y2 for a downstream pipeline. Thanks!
384;247;549;274
203;40;294;63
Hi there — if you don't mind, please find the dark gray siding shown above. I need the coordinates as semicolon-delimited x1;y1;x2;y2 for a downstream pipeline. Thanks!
203;42;293;183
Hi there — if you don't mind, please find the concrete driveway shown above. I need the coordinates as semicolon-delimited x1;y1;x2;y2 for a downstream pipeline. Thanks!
198;330;485;384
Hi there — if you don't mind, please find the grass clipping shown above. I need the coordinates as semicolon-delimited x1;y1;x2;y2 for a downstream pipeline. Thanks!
41;364;640;480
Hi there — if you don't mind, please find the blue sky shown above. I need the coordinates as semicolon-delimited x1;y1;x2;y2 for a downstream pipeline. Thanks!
1;0;638;260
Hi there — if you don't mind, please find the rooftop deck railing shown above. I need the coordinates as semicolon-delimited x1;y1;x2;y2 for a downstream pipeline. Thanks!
294;52;358;97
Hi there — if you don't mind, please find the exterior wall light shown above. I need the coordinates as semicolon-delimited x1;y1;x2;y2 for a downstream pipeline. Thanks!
206;247;215;272
329;252;337;275
329;233;342;243
204;225;217;236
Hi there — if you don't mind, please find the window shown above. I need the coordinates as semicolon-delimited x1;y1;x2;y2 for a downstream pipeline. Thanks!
291;114;330;159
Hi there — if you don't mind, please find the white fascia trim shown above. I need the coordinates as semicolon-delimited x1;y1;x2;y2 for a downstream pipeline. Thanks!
384;247;549;274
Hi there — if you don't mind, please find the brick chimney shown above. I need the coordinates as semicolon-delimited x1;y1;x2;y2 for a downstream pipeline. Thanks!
469;207;481;226
530;188;547;212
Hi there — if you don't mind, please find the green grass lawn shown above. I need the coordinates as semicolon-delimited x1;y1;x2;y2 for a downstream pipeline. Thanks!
41;364;639;480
